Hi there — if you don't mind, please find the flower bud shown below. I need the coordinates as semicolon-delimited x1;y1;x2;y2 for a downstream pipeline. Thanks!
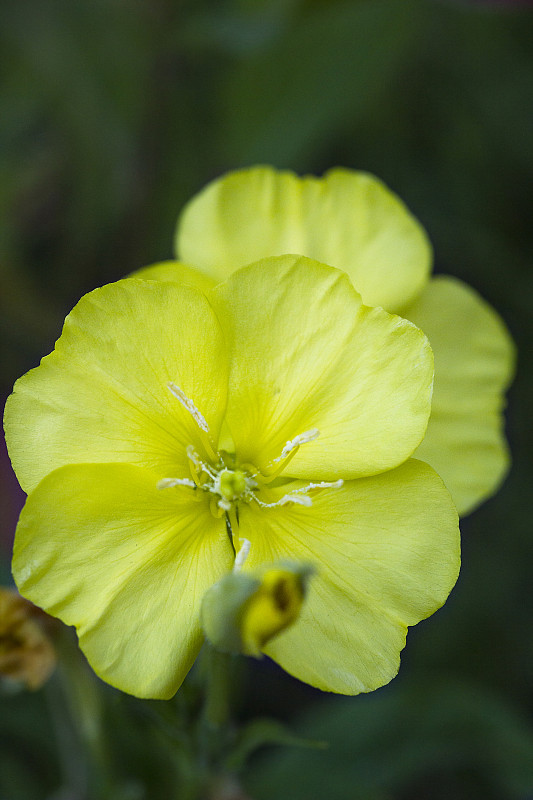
0;587;56;690
201;562;314;657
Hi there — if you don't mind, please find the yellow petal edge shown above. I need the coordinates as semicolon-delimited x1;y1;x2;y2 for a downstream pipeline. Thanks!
4;279;228;494
405;276;515;515
176;165;432;313
210;255;434;479
239;459;460;694
12;463;232;698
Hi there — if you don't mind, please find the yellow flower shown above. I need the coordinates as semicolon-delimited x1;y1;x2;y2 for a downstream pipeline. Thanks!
146;166;515;516
5;256;459;699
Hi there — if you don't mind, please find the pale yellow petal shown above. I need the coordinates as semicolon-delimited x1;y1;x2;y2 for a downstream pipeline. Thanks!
405;277;515;515
210;256;433;480
131;260;215;292
238;459;460;694
4;279;227;493
12;463;232;698
176;166;431;312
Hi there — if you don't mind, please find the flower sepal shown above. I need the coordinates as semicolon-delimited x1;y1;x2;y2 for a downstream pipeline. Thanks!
201;561;314;657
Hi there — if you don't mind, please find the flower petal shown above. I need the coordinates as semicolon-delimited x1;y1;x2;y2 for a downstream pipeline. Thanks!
404;276;515;515
210;256;433;480
131;260;216;292
238;459;460;694
176;166;431;312
4;279;228;493
12;463;232;698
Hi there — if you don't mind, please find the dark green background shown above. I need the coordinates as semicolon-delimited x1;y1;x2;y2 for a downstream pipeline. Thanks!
1;1;532;798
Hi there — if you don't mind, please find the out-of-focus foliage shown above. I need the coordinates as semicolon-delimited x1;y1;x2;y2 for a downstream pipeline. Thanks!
245;678;533;800
1;0;532;798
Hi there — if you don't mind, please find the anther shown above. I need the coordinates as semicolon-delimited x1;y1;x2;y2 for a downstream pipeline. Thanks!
252;478;343;509
168;382;209;433
274;428;320;463
186;445;217;480
253;494;313;509
157;477;197;490
233;538;251;572
292;479;344;494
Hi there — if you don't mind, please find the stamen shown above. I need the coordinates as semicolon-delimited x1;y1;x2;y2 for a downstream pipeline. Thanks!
274;428;320;462
253;494;313;509
251;478;343;509
168;382;209;433
209;496;226;518
186;445;217;480
291;479;344;494
157;477;197;490
233;538;251;572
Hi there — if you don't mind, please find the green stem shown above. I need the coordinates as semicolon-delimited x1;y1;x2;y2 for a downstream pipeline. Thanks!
46;675;89;797
52;627;114;799
204;645;234;730
184;644;240;798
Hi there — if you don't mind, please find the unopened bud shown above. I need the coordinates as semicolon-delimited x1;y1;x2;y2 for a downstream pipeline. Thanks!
0;587;56;690
201;562;314;657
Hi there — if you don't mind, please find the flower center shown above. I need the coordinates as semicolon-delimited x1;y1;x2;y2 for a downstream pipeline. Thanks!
157;383;343;519
184;447;260;515
217;468;249;502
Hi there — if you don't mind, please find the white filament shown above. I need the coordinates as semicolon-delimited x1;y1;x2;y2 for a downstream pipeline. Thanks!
291;479;344;494
274;428;320;462
233;538;251;572
253;493;313;509
168;382;209;433
157;477;196;490
252;478;343;509
186;445;217;479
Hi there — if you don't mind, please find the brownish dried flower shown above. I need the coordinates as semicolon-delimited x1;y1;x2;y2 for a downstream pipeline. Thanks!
0;586;56;690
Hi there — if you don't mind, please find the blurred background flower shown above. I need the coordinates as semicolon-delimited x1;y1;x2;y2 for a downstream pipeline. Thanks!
1;1;532;798
0;587;56;691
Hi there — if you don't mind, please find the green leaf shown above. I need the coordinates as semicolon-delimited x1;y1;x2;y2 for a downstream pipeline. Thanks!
226;717;327;772
244;678;533;800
